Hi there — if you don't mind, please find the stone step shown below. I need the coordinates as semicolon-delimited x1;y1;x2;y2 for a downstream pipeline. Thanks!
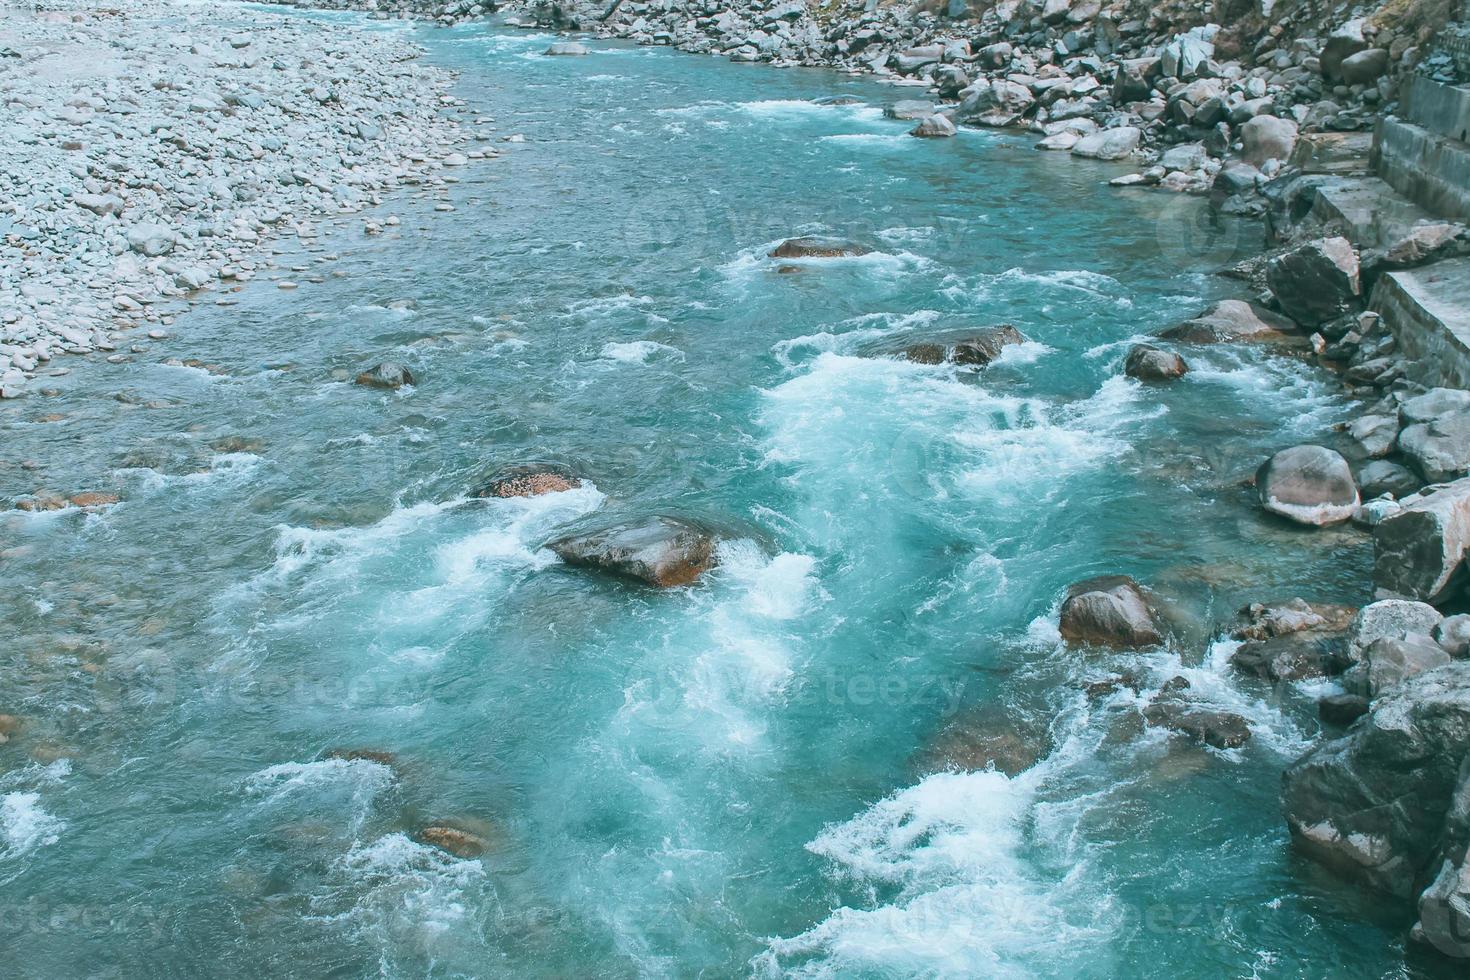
1308;175;1433;248
1372;256;1470;388
1370;116;1470;221
1288;131;1373;174
1402;75;1470;144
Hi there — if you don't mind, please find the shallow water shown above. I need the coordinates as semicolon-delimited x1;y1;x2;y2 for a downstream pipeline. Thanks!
0;12;1442;978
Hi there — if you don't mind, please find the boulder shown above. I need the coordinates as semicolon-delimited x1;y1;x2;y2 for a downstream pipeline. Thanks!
910;115;957;138
1240;115;1298;168
1346;414;1399;459
1402;388;1470;424
544;41;590;55
1318;693;1370;726
126;223;176;257
472;464;582;498
1320;19;1369;82
1159;300;1297;344
1229;598;1356;681
1070;126;1141;160
1059;575;1164;649
1123;344;1188;381
354;362;415;389
1345;634;1453;698
1282;662;1470;898
1434;615;1470;658
1265;238;1360;327
1339;48;1389;85
1256;445;1359;526
900;325;1027;367
1374;478;1470;602
1347;599;1445;664
912;707;1050;777
1399;411;1470;483
415;825;489;858
547;516;717;587
1358;460;1420;500
768;236;871;258
1417;757;1470;958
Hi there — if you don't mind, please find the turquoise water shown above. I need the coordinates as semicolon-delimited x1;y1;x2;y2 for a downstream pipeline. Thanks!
0;14;1444;978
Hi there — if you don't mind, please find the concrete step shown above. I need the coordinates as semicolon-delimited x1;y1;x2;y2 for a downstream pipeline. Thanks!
1402;75;1470;144
1371;116;1470;221
1288;131;1373;175
1309;175;1433;248
1372;256;1470;388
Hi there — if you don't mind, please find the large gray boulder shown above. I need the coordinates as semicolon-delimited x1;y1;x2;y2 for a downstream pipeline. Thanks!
544;41;591;55
1159;299;1298;344
1071;126;1141;160
884;99;936;120
909;115;957;138
1282;662;1470;899
1399;411;1470;484
1265;238;1360;327
1256;445;1359;526
1417;758;1470;958
1339;48;1390;85
769;236;871;258
548;516;717;587
1374;478;1470;602
1347;599;1445;664
1240;115;1298;167
1344;634;1453;698
1059;575;1164;649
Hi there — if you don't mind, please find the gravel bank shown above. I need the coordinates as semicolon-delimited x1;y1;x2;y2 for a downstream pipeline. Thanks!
0;0;491;398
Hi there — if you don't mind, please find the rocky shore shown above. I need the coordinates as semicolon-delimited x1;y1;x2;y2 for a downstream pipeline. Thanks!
0;0;493;399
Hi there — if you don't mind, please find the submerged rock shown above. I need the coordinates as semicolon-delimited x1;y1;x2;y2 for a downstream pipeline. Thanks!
548;516;717;587
1256;445;1359;526
416;825;489;858
1159;300;1298;344
1124;344;1188;381
1059;575;1164;649
768;236;871;259
912;707;1049;777
1282;662;1470;900
472;464;582;499
355;362;415;389
1143;684;1252;749
899;325;1026;367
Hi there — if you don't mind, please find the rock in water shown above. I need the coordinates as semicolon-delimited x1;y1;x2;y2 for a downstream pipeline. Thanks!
1282;663;1470;900
472;464;582;498
355;362;415;389
1059;575;1164;649
900;325;1027;367
768;236;871;259
1229;597;1356;681
1256;445;1359;526
416;825;489;858
1124;344;1188;381
883;99;935;120
1265;237;1360;327
1143;678;1252;749
909;115;957;138
1159;300;1298;344
1418;758;1470;958
1373;478;1470;602
544;41;591;55
548;516;717;587
1070;126;1141;160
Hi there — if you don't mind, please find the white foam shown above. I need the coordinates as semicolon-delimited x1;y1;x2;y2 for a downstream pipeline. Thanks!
599;340;684;364
0;793;64;858
243;758;396;832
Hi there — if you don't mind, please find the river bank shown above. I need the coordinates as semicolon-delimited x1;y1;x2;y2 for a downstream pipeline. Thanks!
0;0;499;401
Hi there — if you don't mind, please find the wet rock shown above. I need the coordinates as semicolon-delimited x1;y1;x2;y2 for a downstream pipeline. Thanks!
472;464;582;498
912;708;1049;777
1373;478;1470;602
415;825;489;858
909;115;957;138
1345;414;1398;459
68;492;119;508
1318;693;1369;726
544;41;590;55
0;714;22;744
1256;445;1359;527
1265;238;1360;328
1282;662;1470;899
1123;344;1188;382
1229;598;1355;681
354;362;415;389
1059;575;1164;649
768;236;871;259
883;99;935;120
325;748;398;768
899;325;1027;367
1143;677;1252;749
1348;600;1445;667
548;516;717;587
1159;300;1297;344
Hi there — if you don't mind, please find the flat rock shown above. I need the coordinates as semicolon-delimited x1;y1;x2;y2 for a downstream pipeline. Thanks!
768;236;871;259
548;516;717;587
1159;300;1298;344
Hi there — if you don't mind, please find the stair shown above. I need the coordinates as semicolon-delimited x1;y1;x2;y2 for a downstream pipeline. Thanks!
1372;257;1470;388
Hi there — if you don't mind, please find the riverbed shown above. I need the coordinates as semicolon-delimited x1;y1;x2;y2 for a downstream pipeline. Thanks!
0;11;1430;978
